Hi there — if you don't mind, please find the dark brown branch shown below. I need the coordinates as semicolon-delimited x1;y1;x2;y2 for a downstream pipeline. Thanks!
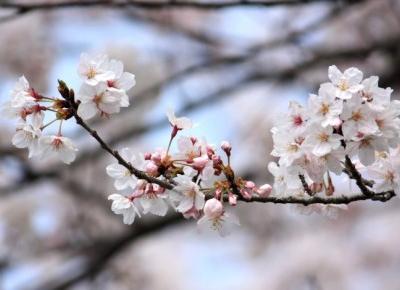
230;190;395;205
344;155;374;196
299;174;313;195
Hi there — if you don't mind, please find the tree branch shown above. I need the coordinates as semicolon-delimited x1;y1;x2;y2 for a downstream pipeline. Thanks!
59;81;396;207
0;0;363;12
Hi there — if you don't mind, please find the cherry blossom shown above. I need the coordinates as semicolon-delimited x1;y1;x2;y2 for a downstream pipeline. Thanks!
172;173;205;213
304;125;342;157
368;158;400;194
12;123;42;158
167;108;193;137
308;83;343;127
77;82;126;119
39;135;78;164
328;65;363;99
78;53;114;86
4;53;400;236
10;76;38;108
106;148;144;190
108;193;141;225
106;59;136;104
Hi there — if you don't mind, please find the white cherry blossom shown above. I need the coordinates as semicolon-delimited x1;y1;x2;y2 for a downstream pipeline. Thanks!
106;148;144;190
341;95;378;139
272;132;306;167
308;83;343;127
10;76;37;108
304;125;342;157
328;65;363;99
172;173;205;213
108;193;141;225
78;53;114;85
361;76;392;111
77;82;126;119
167;108;193;131
106;59;136;107
275;101;309;134
368;159;400;194
268;162;302;195
12;123;42;158
39;135;78;164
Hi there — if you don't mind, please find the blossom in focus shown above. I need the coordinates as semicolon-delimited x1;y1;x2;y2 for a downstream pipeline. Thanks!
304;125;342;157
77;82;126;119
173;173;205;213
308;83;343;127
328;65;363;99
167;108;193;136
108;193;141;225
39;135;78;164
78;53;114;86
106;148;145;190
10;76;38;108
12;123;42;158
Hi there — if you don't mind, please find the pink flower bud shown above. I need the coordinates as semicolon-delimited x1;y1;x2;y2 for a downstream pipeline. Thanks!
240;188;253;200
203;198;224;219
144;152;152;160
206;145;215;159
151;152;161;163
145;162;159;176
245;181;255;190
257;184;272;197
221;141;232;156
228;192;237;206
212;155;223;168
190;136;197;145
193;156;209;171
310;182;323;194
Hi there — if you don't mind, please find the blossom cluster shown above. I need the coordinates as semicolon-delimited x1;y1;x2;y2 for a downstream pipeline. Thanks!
3;52;399;236
2;53;135;164
107;109;270;236
2;76;78;164
269;65;400;214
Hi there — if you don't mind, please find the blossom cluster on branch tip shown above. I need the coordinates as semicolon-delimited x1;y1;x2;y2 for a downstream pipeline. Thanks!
1;53;136;164
269;65;400;216
2;52;398;236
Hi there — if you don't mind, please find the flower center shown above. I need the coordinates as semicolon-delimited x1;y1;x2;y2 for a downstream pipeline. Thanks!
87;67;96;79
93;93;104;105
351;110;363;121
318;132;329;143
293;115;303;127
319;103;330;115
338;80;349;91
52;138;63;150
287;143;299;152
